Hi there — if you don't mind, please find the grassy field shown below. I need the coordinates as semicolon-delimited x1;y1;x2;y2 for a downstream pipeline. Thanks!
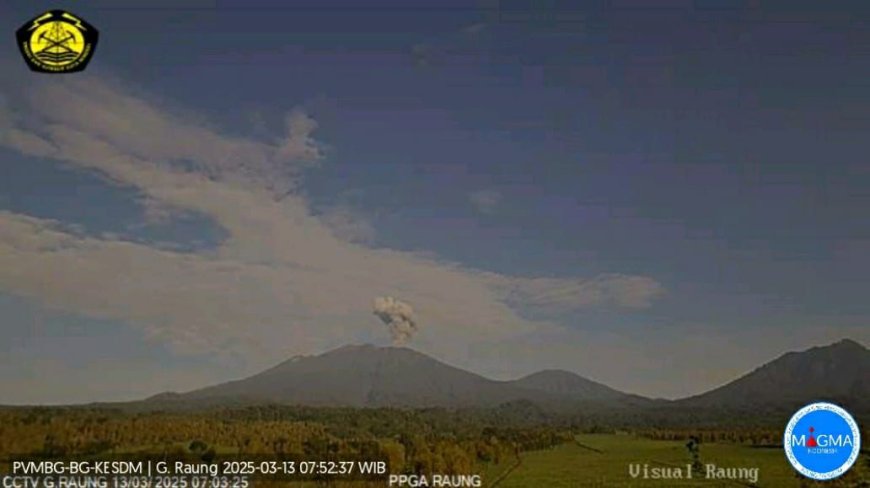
487;434;868;487
3;406;867;487
3;434;868;487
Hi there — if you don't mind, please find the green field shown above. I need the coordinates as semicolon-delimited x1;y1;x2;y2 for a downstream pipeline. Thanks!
3;408;867;487
486;434;868;487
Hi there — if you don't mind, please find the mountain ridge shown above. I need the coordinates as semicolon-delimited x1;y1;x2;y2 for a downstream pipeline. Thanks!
139;339;868;412
146;344;639;408
676;338;869;410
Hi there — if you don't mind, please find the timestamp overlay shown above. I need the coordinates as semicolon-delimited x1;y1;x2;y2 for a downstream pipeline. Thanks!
0;456;391;488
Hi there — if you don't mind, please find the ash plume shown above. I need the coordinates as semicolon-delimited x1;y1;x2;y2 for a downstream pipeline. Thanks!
373;296;418;346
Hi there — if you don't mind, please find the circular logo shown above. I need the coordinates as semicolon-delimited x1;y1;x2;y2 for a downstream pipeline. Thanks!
783;402;861;480
15;10;99;73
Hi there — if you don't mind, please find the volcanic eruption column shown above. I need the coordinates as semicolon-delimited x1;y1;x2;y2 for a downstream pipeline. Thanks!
372;296;419;346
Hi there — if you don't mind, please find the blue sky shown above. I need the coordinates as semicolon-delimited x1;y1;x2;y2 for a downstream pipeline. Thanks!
0;0;868;403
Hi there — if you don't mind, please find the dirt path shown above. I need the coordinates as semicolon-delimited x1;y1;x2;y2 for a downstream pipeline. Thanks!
489;452;523;487
574;439;605;454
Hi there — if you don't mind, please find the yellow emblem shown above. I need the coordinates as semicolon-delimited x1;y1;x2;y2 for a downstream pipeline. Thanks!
16;10;99;73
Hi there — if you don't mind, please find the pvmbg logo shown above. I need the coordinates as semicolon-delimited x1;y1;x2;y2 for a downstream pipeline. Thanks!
784;402;861;480
15;10;99;73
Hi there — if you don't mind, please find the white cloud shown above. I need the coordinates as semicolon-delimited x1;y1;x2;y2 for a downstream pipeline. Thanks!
4;77;320;193
319;205;377;244
469;189;502;214
492;274;666;311
0;75;667;399
276;109;323;163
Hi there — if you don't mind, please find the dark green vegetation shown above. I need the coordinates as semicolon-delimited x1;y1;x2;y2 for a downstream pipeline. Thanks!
0;405;571;486
1;340;867;485
1;406;868;486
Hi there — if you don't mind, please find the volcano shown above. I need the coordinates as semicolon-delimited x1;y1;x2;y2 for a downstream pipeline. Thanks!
144;344;638;408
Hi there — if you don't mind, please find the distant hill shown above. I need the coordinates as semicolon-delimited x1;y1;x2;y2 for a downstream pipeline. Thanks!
677;339;870;411
509;370;650;405
146;345;638;409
